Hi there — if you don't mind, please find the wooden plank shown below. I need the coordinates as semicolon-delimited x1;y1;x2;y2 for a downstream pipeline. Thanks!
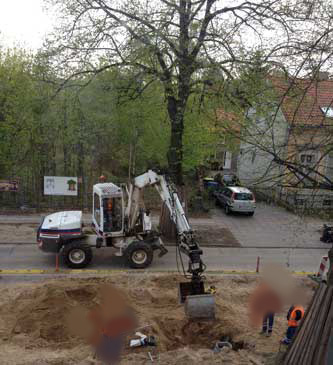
284;283;325;365
298;285;328;365
315;288;333;365
286;284;324;365
309;287;333;364
325;328;333;365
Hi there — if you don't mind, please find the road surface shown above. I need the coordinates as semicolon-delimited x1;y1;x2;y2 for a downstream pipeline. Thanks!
0;202;328;248
0;243;329;273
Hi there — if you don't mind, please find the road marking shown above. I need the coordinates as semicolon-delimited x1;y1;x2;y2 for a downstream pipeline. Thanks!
0;269;315;276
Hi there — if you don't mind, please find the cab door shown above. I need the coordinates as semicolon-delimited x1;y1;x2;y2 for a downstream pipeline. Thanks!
93;192;103;233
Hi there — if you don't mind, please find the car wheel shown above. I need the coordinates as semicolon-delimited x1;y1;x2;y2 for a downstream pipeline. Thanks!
125;241;153;269
225;205;231;215
63;241;93;269
248;212;254;216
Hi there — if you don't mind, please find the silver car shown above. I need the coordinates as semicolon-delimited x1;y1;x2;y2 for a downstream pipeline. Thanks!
215;186;256;216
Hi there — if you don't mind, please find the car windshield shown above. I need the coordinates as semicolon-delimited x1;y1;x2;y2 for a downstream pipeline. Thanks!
234;192;253;201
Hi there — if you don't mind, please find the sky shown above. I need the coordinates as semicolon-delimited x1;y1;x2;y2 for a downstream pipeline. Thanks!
0;0;54;50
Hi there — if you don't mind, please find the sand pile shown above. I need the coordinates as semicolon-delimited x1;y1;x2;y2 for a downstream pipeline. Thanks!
0;224;37;243
0;274;314;364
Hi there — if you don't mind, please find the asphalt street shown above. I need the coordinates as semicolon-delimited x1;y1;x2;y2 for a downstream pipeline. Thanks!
0;202;330;275
0;243;329;273
0;202;328;248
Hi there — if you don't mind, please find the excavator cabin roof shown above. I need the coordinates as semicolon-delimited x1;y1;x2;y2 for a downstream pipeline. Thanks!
93;183;123;198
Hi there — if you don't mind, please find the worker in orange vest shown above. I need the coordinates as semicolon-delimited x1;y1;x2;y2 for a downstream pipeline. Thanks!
281;304;305;345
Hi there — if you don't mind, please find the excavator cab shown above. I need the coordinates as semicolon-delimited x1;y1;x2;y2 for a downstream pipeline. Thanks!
92;183;124;235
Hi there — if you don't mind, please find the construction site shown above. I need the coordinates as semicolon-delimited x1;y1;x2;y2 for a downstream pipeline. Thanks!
0;272;323;365
2;0;333;364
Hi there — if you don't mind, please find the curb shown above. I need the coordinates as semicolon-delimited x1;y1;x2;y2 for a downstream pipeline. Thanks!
0;269;315;276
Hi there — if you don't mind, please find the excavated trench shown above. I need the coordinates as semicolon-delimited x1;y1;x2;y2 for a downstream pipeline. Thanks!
1;277;253;355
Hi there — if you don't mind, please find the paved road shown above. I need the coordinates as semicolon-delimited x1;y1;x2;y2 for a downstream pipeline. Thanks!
204;202;327;249
0;202;328;249
0;243;329;272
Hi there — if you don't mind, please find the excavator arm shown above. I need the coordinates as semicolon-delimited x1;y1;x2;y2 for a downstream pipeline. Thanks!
125;170;215;319
125;170;206;287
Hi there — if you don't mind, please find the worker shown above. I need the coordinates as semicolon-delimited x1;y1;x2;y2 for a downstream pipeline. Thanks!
248;279;282;337
103;198;113;231
281;304;305;345
261;313;275;337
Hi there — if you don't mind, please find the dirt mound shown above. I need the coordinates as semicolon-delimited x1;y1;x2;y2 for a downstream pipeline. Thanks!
0;274;313;364
7;283;98;347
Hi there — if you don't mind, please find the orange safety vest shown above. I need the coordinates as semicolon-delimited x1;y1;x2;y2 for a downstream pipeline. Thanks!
288;306;304;327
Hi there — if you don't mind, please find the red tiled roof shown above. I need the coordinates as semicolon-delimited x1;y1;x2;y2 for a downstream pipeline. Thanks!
270;76;333;126
216;109;241;132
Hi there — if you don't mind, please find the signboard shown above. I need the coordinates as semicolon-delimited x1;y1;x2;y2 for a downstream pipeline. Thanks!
0;180;19;192
44;176;78;196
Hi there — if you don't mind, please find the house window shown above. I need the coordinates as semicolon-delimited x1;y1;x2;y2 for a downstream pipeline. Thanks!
223;151;232;169
300;154;315;165
320;107;333;118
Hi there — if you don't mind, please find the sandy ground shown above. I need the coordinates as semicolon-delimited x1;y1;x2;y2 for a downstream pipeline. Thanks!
0;224;37;243
0;224;239;247
0;274;317;365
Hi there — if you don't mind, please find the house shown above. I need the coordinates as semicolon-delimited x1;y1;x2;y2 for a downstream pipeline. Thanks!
208;109;241;174
238;72;333;209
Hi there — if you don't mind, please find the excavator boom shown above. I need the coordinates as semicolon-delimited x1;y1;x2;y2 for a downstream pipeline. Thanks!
125;170;215;319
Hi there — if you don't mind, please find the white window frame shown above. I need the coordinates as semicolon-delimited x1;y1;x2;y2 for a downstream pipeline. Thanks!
320;107;333;118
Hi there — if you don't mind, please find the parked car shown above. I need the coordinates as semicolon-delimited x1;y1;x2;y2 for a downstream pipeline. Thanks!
214;186;256;216
214;173;241;187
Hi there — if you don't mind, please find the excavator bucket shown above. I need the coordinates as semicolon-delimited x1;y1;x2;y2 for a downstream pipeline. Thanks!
179;282;215;320
184;294;215;320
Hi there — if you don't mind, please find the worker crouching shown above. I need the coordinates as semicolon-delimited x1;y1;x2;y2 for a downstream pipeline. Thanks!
281;305;305;345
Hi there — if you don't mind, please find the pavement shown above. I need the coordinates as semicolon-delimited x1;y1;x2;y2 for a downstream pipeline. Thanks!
0;202;331;274
0;202;329;249
198;203;328;249
0;244;329;273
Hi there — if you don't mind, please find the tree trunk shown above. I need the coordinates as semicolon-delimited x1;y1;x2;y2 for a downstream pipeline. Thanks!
167;96;184;186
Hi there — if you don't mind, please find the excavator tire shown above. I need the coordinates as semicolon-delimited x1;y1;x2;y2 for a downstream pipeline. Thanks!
125;241;153;269
62;241;93;269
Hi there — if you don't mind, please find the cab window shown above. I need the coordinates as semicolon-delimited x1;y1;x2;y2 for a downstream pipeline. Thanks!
94;193;101;225
103;197;123;232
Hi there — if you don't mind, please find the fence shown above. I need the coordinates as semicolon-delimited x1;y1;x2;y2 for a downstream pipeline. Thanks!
0;184;163;213
253;186;333;213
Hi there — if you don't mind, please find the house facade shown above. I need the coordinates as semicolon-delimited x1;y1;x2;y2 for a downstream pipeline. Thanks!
238;73;333;210
209;109;240;175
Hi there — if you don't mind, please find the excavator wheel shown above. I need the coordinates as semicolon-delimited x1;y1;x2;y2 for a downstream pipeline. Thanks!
62;241;93;269
125;241;153;269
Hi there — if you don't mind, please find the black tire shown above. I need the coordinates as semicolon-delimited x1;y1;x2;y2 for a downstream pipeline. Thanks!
248;212;255;216
225;205;231;215
62;241;93;269
125;241;153;269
